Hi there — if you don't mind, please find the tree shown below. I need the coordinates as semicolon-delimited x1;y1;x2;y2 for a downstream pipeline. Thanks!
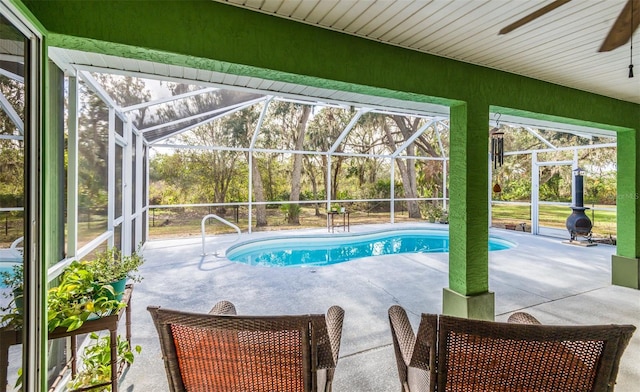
386;116;439;218
0;76;25;208
77;82;109;225
266;102;312;224
224;102;269;227
306;108;353;203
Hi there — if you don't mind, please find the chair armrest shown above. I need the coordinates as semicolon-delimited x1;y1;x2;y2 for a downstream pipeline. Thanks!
325;305;345;366
208;300;237;315
388;305;416;366
507;311;541;325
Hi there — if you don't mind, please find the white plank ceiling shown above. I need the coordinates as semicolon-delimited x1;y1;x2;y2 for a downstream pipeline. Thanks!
214;0;640;104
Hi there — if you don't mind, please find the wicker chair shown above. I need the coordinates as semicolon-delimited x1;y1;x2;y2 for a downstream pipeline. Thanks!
148;301;344;392
388;305;636;392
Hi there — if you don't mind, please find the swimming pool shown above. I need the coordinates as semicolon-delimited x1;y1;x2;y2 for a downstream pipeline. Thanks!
226;228;515;267
0;263;19;289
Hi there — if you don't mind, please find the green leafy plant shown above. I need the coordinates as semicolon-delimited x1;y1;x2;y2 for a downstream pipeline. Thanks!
438;208;449;224
423;203;443;222
47;261;124;332
1;264;24;328
280;203;301;221
86;247;145;284
1;263;23;292
67;332;141;391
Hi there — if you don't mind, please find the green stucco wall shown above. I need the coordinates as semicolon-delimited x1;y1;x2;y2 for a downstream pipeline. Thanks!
617;131;639;258
449;103;489;295
20;0;638;128
17;0;640;298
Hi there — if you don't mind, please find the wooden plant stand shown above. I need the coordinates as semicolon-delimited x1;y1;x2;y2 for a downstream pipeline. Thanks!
0;284;133;392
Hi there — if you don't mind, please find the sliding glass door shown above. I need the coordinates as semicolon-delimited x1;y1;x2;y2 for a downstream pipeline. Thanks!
0;2;42;390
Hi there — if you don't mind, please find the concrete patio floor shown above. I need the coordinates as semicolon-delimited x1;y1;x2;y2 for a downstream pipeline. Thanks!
119;223;640;392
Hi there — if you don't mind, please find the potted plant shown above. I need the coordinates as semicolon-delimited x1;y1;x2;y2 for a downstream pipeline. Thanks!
86;247;144;301
67;332;141;391
424;203;442;223
47;261;125;332
438;208;449;224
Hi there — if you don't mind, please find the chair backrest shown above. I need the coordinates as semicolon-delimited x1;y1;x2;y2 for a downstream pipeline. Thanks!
417;313;636;392
148;306;340;392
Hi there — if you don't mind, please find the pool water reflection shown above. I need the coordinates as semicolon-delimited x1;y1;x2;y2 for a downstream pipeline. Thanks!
226;229;514;267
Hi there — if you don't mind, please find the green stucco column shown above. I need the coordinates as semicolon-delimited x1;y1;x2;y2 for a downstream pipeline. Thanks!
444;103;494;320
612;130;640;289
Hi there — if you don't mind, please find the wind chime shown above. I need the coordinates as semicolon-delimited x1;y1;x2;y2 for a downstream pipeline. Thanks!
490;124;504;170
490;115;505;194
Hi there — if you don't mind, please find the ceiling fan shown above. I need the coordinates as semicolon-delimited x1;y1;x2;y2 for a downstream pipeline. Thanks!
499;0;640;52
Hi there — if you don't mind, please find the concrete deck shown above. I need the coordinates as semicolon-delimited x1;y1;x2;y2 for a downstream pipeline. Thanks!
120;223;640;392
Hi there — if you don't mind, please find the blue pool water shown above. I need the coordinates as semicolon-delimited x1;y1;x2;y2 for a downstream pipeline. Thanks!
226;228;514;267
0;264;18;289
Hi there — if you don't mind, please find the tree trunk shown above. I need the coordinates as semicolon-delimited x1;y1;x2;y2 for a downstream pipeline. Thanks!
246;153;268;227
304;156;321;216
383;121;421;219
289;106;311;224
400;147;421;218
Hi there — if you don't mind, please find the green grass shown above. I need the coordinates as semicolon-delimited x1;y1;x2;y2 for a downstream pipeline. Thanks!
491;203;616;237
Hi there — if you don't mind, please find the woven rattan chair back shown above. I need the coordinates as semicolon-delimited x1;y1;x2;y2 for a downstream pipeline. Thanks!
148;304;344;392
389;305;636;392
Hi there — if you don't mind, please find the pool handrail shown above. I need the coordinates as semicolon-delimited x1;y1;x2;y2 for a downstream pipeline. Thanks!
10;236;23;250
201;214;241;256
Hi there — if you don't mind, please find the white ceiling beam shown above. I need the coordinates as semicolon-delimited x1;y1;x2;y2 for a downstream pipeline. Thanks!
149;97;268;144
78;70;121;110
0;90;24;134
0;67;23;83
120;87;219;112
0;54;23;63
391;118;441;158
506;142;616;156
329;108;370;153
524;127;557;149
250;96;273;149
435;120;449;158
0;134;23;141
152;142;447;160
141;96;267;133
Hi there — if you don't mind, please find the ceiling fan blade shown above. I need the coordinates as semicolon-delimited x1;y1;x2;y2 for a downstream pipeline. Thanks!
599;0;640;52
499;0;572;35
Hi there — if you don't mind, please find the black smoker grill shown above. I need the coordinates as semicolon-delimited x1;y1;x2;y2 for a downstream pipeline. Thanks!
565;169;592;241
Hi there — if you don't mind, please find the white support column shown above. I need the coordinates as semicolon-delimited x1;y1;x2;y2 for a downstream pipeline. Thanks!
531;152;539;235
488;152;492;228
443;158;448;211
390;158;395;223
107;107;115;248
135;129;143;248
145;141;150;244
123;118;133;255
327;154;332;211
66;76;79;257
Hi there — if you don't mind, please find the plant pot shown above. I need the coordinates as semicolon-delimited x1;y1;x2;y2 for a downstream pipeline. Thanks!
13;288;23;314
107;278;127;301
94;278;127;302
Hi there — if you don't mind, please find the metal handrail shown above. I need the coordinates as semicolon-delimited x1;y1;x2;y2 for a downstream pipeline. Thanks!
201;214;242;256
